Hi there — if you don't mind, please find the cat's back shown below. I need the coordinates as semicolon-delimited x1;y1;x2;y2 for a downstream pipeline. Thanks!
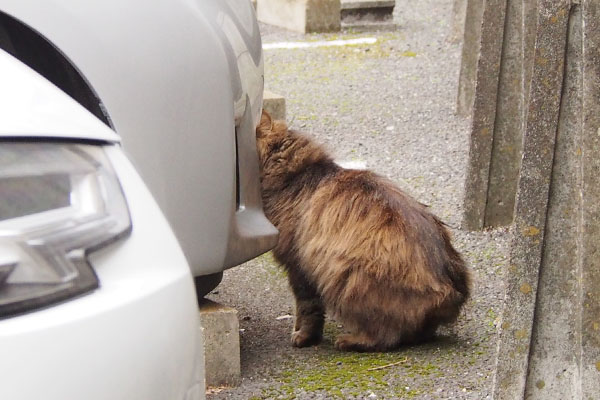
301;168;430;233
297;168;454;288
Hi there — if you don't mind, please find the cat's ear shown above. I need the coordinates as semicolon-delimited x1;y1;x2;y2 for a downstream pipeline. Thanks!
257;109;273;138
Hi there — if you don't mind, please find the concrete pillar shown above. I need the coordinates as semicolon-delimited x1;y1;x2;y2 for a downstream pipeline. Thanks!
457;0;600;397
488;1;600;399
523;6;583;398
483;0;530;228
459;0;539;230
456;0;485;117
449;0;468;44
578;2;600;394
492;1;570;398
459;0;507;230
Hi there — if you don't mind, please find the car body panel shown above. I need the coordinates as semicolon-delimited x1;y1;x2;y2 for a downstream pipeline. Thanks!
0;49;119;142
0;1;275;398
0;0;277;277
0;144;203;400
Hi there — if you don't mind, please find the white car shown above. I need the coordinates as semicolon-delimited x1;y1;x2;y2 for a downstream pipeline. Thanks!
0;1;276;399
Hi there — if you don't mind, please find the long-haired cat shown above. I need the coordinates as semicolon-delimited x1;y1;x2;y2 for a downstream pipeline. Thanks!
256;111;471;352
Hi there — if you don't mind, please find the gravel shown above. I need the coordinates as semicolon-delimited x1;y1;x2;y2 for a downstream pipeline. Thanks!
208;1;509;399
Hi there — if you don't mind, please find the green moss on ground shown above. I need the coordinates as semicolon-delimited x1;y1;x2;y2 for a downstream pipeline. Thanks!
256;251;288;281
256;350;440;399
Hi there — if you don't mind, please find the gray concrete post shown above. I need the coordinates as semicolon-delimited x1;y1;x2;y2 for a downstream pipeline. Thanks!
460;0;507;230
523;6;584;398
459;0;538;230
457;0;600;397
456;0;486;117
486;1;600;399
578;2;600;394
492;2;570;398
483;0;530;228
449;0;468;44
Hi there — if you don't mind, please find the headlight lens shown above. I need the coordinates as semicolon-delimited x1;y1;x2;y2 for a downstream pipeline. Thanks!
0;142;131;318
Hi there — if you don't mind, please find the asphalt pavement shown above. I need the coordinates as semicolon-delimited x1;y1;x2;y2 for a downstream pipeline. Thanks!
208;1;509;398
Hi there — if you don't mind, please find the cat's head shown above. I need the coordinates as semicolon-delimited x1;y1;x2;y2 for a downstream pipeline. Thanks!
256;109;274;139
255;109;288;164
255;110;331;183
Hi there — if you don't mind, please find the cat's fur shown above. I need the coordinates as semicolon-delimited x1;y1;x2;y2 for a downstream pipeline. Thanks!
256;111;471;352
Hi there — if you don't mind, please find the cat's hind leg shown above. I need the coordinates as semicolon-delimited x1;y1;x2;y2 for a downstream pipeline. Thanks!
334;332;386;352
286;264;325;347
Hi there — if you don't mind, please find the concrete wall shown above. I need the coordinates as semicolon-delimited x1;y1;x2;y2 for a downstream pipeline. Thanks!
457;0;600;398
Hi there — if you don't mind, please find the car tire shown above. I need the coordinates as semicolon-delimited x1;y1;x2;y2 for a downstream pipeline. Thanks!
194;272;224;301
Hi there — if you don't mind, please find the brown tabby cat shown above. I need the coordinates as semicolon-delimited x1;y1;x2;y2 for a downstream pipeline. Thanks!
256;111;471;352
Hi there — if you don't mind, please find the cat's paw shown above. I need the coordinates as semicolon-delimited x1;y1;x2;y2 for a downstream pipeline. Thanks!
334;334;377;352
291;330;322;347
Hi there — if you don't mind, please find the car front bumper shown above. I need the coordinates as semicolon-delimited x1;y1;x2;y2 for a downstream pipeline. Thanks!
0;0;277;278
0;145;204;400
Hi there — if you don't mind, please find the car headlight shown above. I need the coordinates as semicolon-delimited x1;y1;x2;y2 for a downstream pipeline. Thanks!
0;142;131;318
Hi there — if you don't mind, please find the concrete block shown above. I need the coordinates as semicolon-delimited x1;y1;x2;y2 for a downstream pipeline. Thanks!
341;0;395;30
341;0;394;9
194;326;207;400
263;90;286;121
257;0;341;33
198;299;241;387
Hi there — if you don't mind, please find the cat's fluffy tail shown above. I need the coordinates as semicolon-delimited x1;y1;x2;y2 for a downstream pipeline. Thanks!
448;252;471;303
